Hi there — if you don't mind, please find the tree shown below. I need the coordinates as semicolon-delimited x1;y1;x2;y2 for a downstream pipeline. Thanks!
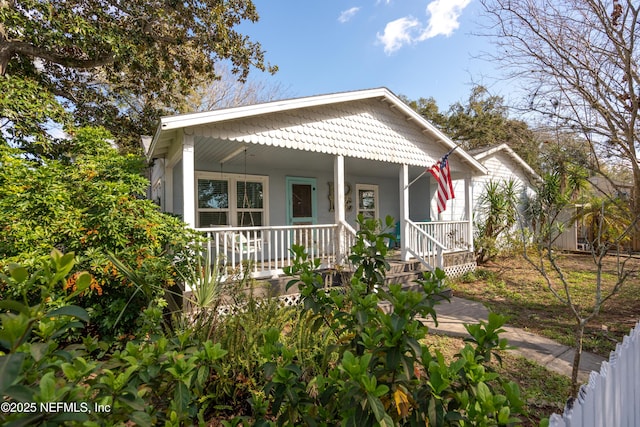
480;0;640;224
402;86;542;170
446;86;542;169
519;170;637;394
399;95;448;130
0;0;277;152
187;63;291;112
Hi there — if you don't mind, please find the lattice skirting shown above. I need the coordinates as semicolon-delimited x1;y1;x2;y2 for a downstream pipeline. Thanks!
444;262;477;278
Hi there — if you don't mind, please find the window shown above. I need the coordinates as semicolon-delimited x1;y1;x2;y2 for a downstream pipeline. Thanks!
196;172;268;227
356;184;378;220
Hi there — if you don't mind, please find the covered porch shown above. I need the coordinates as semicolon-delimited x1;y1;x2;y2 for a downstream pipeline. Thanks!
146;88;487;279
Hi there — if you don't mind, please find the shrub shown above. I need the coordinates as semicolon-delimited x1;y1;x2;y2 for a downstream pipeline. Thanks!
247;216;525;426
0;128;197;339
0;251;228;426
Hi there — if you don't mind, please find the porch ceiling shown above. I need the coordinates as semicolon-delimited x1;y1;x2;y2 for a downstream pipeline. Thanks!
195;138;413;179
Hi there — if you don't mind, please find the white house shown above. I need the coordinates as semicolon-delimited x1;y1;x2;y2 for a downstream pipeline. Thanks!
470;143;541;217
145;88;487;278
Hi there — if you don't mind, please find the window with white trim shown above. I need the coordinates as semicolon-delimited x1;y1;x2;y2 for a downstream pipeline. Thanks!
356;184;379;220
196;172;268;227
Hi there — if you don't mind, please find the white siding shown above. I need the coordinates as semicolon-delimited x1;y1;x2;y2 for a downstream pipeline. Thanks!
473;151;537;225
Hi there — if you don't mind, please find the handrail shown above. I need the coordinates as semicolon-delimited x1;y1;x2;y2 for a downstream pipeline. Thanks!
339;220;357;238
406;220;445;271
407;220;447;250
414;220;471;252
198;224;332;233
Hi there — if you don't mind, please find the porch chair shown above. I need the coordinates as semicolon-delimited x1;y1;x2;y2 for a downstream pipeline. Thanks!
234;233;262;259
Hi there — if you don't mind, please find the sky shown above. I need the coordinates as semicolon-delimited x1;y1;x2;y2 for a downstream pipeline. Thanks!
240;0;504;111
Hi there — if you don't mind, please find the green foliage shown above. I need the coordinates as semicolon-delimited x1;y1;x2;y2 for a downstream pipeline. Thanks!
349;214;396;291
405;86;542;170
0;252;231;426
475;179;520;264
260;216;525;426
574;195;633;251
0;74;71;154
0;127;197;339
1;0;277;150
1;225;527;425
523;169;589;246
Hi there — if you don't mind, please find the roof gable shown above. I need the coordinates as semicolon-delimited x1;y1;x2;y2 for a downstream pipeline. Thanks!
149;88;486;173
473;143;541;183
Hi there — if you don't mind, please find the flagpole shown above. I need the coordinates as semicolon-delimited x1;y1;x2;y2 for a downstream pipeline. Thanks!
405;170;428;189
404;143;461;189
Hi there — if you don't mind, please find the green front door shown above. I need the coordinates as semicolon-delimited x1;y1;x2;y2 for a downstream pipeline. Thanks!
286;177;317;225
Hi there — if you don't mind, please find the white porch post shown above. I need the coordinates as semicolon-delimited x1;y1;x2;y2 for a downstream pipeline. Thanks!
165;165;173;213
400;164;410;261
334;155;346;264
465;174;474;251
182;134;196;228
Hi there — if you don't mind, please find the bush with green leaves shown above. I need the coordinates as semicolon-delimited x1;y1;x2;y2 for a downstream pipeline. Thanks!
0;127;197;339
245;216;525;426
0;250;230;426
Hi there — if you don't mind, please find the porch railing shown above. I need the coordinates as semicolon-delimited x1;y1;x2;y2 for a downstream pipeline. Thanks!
198;224;356;278
415;220;471;252
406;220;446;271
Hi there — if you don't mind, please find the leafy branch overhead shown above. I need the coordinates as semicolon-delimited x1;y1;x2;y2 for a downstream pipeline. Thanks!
0;0;277;150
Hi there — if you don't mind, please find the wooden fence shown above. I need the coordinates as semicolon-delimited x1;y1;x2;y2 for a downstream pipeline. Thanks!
549;320;640;427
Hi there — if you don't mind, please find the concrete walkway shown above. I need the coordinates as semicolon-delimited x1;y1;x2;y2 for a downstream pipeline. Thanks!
421;297;606;382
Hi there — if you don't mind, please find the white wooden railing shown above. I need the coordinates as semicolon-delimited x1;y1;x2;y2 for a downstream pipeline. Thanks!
415;220;470;252
199;224;356;278
199;220;468;278
550;320;640;427
406;220;446;271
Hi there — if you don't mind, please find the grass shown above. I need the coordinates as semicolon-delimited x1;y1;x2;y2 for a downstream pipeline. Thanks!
450;252;640;356
423;334;572;426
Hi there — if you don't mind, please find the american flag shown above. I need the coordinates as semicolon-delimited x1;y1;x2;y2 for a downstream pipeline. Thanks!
428;153;455;213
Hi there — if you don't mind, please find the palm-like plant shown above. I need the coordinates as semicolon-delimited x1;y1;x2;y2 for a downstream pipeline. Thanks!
475;179;520;263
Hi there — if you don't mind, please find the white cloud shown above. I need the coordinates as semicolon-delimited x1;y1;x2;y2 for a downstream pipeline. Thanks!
377;0;471;54
376;16;421;54
419;0;471;40
338;7;361;23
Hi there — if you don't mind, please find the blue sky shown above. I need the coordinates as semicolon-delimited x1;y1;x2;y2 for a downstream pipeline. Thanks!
241;0;502;110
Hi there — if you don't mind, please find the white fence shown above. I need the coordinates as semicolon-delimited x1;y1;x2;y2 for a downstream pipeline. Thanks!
549;320;640;427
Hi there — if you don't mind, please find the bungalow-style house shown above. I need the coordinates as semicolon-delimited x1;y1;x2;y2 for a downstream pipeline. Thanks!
144;88;487;279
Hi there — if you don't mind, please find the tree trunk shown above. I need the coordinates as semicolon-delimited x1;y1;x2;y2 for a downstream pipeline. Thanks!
571;322;585;396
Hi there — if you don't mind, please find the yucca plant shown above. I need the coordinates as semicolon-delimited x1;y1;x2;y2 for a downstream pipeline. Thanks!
475;178;520;263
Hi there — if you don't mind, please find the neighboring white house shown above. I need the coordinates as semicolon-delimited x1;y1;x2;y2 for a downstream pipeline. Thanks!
469;143;542;225
144;88;488;278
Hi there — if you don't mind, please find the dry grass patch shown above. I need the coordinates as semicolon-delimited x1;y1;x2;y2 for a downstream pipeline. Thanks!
450;253;640;356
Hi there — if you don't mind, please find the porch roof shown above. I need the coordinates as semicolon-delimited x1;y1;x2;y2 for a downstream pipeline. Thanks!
148;87;487;175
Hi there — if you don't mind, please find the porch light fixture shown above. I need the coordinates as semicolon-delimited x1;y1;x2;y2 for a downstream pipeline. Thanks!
219;146;246;164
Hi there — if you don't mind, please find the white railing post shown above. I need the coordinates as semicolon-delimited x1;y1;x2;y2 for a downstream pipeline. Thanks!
182;133;196;228
465;174;474;251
